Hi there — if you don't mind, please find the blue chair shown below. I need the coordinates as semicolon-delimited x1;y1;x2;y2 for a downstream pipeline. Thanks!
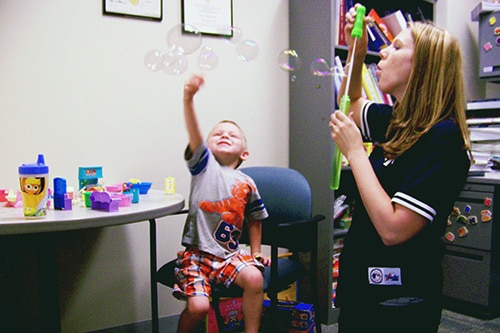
152;166;325;332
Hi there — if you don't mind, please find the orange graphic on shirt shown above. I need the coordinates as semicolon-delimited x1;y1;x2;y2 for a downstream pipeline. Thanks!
199;179;255;229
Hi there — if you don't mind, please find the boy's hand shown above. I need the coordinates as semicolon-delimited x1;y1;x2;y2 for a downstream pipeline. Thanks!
254;252;271;267
184;74;205;102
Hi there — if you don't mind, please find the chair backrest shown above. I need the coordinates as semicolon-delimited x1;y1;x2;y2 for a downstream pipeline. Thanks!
240;166;313;224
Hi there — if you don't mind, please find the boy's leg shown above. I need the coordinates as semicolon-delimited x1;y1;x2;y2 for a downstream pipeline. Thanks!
177;295;210;333
234;265;264;333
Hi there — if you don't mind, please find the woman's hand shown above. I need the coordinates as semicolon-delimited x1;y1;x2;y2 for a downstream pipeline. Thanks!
329;110;365;160
344;5;370;58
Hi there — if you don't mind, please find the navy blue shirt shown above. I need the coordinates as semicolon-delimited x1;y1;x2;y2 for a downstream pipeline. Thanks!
337;101;470;307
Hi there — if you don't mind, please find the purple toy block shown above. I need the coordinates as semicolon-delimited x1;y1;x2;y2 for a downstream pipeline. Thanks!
90;191;121;212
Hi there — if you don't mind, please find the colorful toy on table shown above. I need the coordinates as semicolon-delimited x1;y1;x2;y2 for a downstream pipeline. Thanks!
5;189;22;208
123;187;140;203
112;193;132;207
89;191;121;212
164;177;176;194
19;154;50;217
105;183;123;193
126;178;152;194
53;177;72;210
0;189;7;202
80;183;106;208
78;166;102;190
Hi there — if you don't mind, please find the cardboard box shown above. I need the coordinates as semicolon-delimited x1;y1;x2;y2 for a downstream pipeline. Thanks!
206;297;244;333
261;300;316;333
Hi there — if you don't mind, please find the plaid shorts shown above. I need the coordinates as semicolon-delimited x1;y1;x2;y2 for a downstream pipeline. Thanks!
172;248;264;299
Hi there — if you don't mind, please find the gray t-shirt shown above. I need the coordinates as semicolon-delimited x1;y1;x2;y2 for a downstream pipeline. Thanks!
181;143;268;259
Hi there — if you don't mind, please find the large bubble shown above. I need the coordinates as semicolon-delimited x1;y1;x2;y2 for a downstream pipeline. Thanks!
310;58;332;76
277;49;301;72
144;49;164;72
236;40;259;62
166;23;202;55
162;49;189;76
224;26;243;44
197;46;219;71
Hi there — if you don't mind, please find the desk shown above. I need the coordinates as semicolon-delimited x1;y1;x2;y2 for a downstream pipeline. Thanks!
0;190;184;333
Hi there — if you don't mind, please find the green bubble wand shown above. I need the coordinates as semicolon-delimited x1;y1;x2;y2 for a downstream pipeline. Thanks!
330;4;366;190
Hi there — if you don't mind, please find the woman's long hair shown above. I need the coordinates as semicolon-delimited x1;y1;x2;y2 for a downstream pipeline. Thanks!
382;21;471;160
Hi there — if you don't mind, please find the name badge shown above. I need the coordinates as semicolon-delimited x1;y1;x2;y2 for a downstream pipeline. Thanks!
368;267;402;286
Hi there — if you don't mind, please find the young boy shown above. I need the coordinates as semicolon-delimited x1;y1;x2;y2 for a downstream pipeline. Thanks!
174;74;270;333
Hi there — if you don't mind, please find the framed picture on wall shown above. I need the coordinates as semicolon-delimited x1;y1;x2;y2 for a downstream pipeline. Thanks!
181;0;233;36
103;0;163;21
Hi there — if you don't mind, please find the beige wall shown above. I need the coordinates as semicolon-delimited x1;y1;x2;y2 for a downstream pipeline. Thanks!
0;1;289;331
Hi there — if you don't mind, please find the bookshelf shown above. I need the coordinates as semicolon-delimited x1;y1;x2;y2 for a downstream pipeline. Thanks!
288;0;434;325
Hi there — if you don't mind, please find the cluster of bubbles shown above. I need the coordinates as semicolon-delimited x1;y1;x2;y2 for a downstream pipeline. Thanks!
277;49;346;81
144;24;260;75
145;24;346;81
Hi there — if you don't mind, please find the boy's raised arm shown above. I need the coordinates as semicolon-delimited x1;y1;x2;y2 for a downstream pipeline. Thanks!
183;74;205;153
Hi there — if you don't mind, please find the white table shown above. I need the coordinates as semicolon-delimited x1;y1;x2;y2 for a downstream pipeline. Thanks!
0;190;184;333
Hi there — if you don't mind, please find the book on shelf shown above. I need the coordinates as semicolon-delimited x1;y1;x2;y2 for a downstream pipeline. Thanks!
337;0;346;46
333;56;343;96
382;10;407;37
362;63;393;105
361;63;380;102
336;0;355;47
367;19;391;52
367;8;394;43
471;1;500;21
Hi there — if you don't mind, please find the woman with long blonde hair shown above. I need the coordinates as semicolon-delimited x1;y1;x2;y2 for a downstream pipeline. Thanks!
330;6;471;332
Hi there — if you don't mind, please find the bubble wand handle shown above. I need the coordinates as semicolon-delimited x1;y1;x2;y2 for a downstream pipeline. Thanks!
330;4;365;190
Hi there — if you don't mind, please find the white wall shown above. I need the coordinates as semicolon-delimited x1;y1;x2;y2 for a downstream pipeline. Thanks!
0;1;289;331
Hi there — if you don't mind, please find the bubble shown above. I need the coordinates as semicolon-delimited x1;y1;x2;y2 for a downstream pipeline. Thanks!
277;49;301;72
224;26;243;44
166;23;202;55
310;58;332;76
144;49;164;72
197;46;219;71
161;49;189;76
236;40;259;62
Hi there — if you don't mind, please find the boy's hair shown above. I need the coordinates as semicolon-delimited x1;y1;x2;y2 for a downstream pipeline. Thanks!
382;21;471;160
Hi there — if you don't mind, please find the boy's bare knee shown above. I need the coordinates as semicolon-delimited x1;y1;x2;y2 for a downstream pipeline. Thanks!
186;296;211;318
236;266;264;292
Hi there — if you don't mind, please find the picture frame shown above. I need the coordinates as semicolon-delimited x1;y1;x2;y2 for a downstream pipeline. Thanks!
181;0;233;37
103;0;163;21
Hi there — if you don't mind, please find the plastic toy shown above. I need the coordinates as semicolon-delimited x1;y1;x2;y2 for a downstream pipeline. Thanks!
90;191;121;212
124;188;140;203
78;166;103;190
164;177;176;194
6;189;22;208
106;184;123;193
331;4;366;190
54;177;72;210
126;179;152;194
112;193;132;207
0;189;7;202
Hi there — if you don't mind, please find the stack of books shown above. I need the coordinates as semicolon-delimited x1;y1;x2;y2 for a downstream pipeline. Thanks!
335;2;411;52
333;56;393;106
